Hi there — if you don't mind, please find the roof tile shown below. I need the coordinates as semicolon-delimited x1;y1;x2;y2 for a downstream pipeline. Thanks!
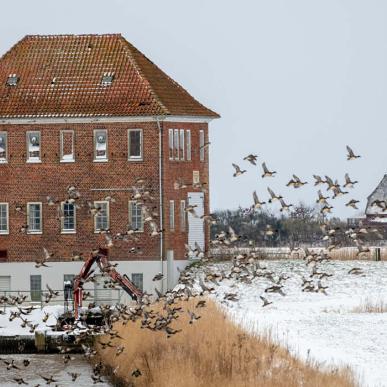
0;34;219;119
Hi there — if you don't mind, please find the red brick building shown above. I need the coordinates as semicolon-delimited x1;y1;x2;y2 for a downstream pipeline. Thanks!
0;34;219;297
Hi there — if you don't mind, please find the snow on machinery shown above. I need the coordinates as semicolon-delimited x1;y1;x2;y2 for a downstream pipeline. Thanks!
73;248;143;319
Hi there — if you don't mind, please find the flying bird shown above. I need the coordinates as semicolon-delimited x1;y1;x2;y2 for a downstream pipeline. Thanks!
243;154;258;165
261;162;277;178
346;145;361;160
232;163;246;177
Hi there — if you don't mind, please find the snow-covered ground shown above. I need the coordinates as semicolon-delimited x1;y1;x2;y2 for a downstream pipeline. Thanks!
200;260;387;387
0;305;64;336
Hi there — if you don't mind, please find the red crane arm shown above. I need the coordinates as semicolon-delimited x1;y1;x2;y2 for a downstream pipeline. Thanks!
73;249;143;319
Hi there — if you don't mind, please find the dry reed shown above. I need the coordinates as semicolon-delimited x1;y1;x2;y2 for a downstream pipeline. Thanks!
96;299;356;387
351;298;387;313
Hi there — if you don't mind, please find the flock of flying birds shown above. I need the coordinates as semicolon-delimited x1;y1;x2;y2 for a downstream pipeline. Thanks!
1;144;386;385
231;145;366;215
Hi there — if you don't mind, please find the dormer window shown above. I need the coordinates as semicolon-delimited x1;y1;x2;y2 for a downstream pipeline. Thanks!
101;72;114;86
6;74;19;86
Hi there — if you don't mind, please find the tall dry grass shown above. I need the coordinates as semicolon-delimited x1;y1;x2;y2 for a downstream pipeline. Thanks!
96;300;356;387
351;298;387;313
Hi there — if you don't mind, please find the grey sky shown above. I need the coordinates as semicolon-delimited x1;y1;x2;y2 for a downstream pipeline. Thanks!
1;0;386;218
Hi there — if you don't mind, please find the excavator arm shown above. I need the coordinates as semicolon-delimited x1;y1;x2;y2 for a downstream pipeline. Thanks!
73;249;143;319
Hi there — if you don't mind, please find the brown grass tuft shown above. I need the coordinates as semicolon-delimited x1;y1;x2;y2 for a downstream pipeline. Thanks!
351;298;387;313
96;299;356;387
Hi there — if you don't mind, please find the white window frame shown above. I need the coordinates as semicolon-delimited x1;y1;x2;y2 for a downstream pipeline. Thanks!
128;129;143;161
193;170;200;185
26;131;41;163
60;130;75;163
169;200;175;231
27;202;42;234
186;130;191;161
179;129;185;160
199;129;205;161
128;201;144;232
180;200;186;231
94;201;109;232
0;132;8;163
131;273;143;292
93;129;108;162
168;129;174;160
61;202;76;233
0;203;9;235
174;129;179;160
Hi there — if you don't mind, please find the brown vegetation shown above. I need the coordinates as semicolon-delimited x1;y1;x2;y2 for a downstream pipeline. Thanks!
96;300;356;387
351;298;387;313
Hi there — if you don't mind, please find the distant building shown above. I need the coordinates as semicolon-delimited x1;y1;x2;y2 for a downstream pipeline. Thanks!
365;174;387;226
0;34;219;299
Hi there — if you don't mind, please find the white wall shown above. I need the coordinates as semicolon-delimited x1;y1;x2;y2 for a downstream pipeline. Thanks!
0;259;189;303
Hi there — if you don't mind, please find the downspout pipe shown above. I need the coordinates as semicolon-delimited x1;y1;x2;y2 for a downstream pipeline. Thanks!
156;117;164;293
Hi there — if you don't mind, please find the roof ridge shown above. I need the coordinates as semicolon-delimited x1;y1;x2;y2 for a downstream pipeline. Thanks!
118;37;170;116
25;33;123;39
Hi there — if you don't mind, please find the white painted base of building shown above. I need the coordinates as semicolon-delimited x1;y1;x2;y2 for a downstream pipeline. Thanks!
0;259;189;304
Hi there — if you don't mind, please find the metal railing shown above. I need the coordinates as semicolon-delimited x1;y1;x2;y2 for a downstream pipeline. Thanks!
0;288;123;312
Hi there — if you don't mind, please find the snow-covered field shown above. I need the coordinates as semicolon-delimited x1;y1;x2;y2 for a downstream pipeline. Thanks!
201;260;387;387
0;305;64;336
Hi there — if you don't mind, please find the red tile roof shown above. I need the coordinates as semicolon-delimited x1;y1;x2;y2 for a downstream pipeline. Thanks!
0;34;219;119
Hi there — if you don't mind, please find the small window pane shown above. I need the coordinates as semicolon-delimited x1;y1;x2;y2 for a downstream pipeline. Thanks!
27;132;41;162
0;204;8;233
94;130;107;160
186;130;191;161
179;129;185;160
62;203;75;231
200;130;205;161
129;202;143;231
95;202;109;231
169;200;175;230
28;203;42;232
128;130;142;159
180;200;186;231
61;130;74;161
174;129;179;160
30;275;41;302
131;273;143;292
168;129;174;160
0;132;7;162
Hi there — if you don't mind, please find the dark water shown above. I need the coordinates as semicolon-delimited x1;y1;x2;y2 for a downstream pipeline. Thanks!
0;354;112;386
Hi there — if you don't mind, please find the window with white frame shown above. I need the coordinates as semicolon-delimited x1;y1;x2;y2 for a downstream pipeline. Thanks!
129;201;143;231
27;203;42;233
193;170;200;185
128;129;143;160
180;200;186;231
199;129;205;161
179;129;185;160
61;202;76;232
27;131;41;162
0;203;8;234
60;130;75;162
30;275;41;302
174;129;179;160
186;130;191;161
131;273;143;292
94;201;109;231
0;132;7;162
94;129;108;161
168;129;174;160
169;200;175;230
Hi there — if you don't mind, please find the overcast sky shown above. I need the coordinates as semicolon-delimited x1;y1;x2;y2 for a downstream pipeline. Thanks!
1;0;386;218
